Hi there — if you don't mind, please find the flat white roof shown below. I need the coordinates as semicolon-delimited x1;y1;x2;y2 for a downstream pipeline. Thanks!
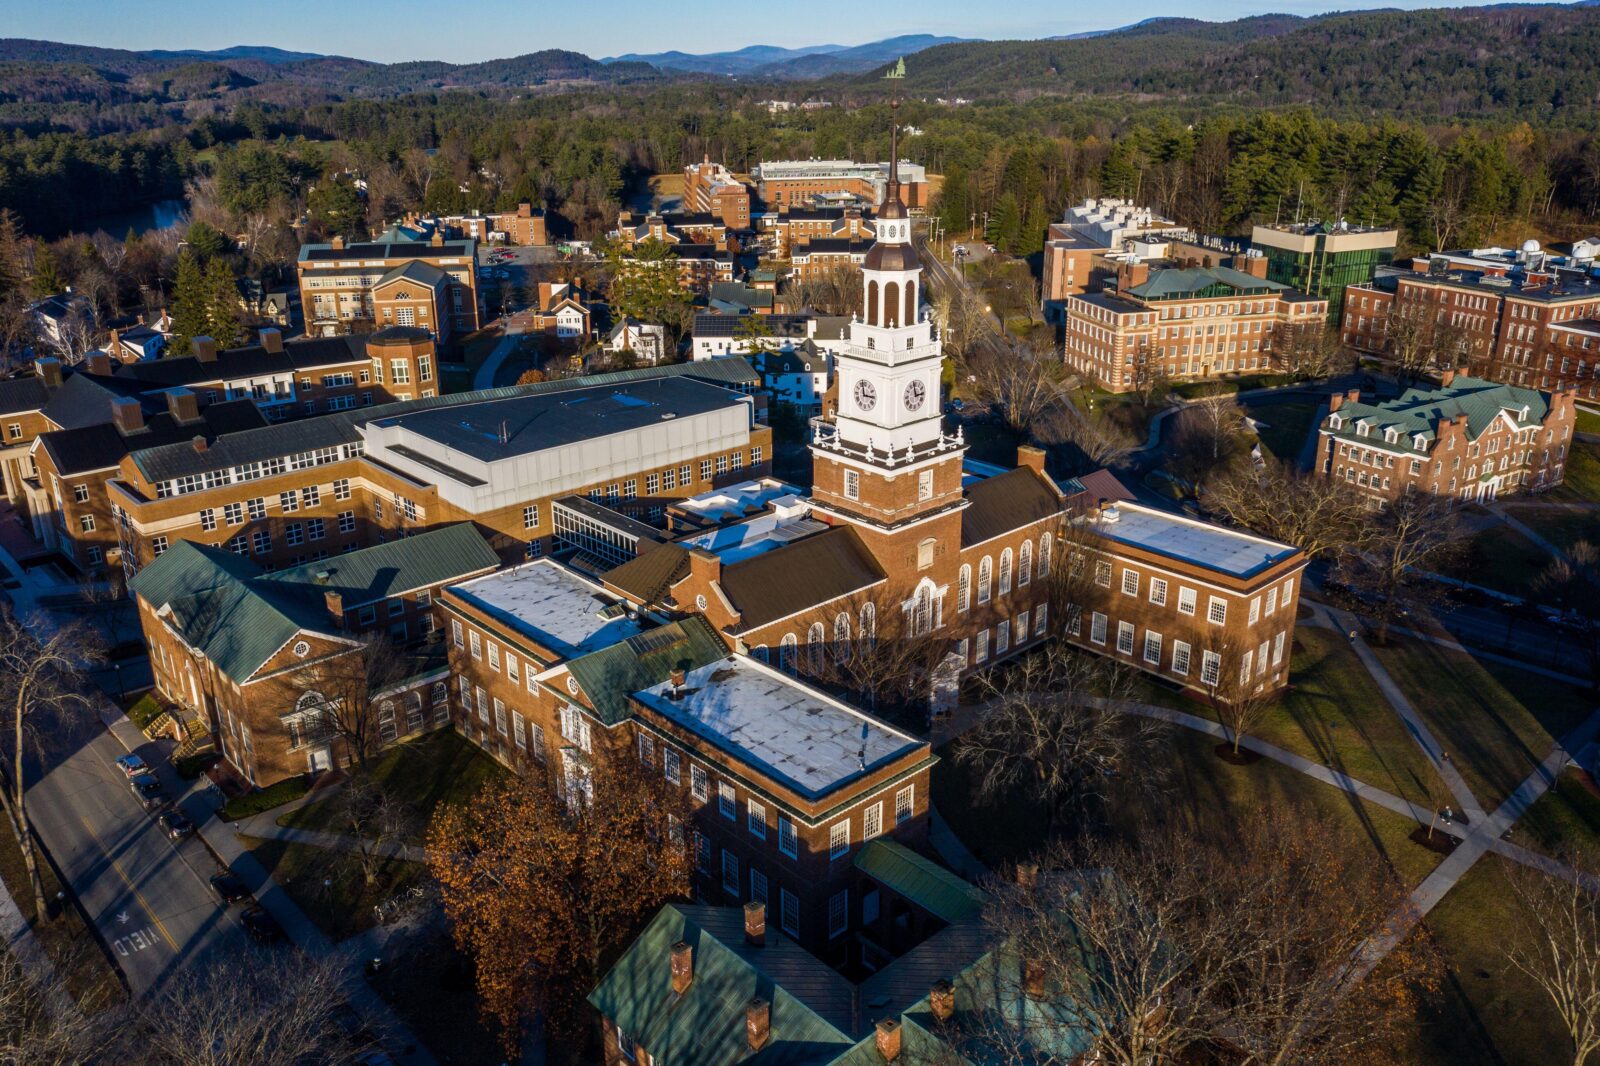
674;478;803;525
681;494;825;564
1089;502;1297;579
634;657;921;800
450;560;644;659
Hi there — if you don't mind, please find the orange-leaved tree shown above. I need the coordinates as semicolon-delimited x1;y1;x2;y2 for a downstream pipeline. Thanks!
427;752;693;1055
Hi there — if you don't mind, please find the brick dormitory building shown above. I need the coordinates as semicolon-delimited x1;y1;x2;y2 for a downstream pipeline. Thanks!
297;230;481;340
127;134;1305;966
1315;370;1575;506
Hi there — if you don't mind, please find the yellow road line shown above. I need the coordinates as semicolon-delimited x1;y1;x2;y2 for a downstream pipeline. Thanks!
75;815;178;951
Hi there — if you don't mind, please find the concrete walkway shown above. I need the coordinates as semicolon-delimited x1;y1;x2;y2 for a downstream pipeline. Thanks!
471;327;524;391
1381;623;1591;687
927;805;989;882
232;820;429;865
1495;504;1569;564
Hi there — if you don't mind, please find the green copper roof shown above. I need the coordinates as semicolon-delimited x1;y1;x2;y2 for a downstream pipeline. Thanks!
1324;374;1553;447
1127;264;1289;300
563;614;728;726
852;840;989;925
263;523;499;608
587;904;858;1065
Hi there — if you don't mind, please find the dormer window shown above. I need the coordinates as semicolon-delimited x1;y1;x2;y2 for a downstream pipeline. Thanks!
1520;405;1530;421
1356;420;1370;437
1328;414;1342;430
1384;428;1399;443
1413;434;1427;451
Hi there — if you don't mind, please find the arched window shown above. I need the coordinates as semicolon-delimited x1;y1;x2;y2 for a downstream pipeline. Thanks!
978;556;993;604
1038;533;1052;578
958;564;971;612
860;602;876;643
885;281;900;329
867;280;879;326
779;633;798;674
1019;541;1033;587
999;548;1014;595
912;585;934;637
834;612;851;645
430;681;447;706
905;280;915;324
753;644;770;664
807;622;826;669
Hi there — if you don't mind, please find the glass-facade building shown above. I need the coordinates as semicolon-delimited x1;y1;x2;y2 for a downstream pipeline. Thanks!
1251;224;1397;325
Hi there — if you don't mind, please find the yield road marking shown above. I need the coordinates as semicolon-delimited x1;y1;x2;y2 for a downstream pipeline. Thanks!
76;816;177;951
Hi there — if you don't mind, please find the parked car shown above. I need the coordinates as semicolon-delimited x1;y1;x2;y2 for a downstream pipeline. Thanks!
158;810;195;841
209;871;251;905
114;753;150;779
240;906;284;944
129;773;164;809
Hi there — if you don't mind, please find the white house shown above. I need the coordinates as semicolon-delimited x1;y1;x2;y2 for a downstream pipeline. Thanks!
606;319;669;364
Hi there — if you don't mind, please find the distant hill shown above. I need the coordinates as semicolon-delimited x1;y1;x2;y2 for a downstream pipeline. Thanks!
853;4;1600;121
606;34;971;79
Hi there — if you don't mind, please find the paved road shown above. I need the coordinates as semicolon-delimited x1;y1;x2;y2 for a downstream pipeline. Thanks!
26;713;248;994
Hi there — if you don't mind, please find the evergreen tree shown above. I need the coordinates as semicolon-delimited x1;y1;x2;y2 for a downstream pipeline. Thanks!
1019;195;1050;257
168;251;208;356
28;244;64;300
308;176;367;240
204;257;243;350
988;192;1022;254
184;220;228;261
0;211;25;303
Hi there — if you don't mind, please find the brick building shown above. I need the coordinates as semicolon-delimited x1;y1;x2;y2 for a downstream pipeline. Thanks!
753;159;928;212
1314;371;1575;505
130;523;498;784
616;212;734;251
297;232;480;339
761;206;875;259
1341;267;1600;399
1062;263;1328;393
103;362;770;581
789;237;874;282
683;159;752;230
1041;198;1189;316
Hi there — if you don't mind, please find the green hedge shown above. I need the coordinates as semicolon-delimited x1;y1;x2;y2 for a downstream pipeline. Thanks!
220;775;311;822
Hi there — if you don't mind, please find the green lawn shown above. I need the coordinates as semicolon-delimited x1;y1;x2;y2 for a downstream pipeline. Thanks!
1575;406;1600;437
1508;769;1600;859
1550;440;1600;503
1437;522;1554;601
1503;505;1600;557
1370;637;1596;809
1411;856;1571;1066
277;729;502;843
1243;398;1321;461
241;836;427;943
123;692;167;732
220;774;311;821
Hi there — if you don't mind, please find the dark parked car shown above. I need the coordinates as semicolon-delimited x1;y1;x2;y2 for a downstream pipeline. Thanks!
209;871;250;905
241;906;284;944
129;773;164;809
157;810;195;841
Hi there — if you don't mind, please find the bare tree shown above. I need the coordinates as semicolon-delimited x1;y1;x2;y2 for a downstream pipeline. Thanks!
1203;460;1370;560
809;604;950;724
964;333;1064;435
42;303;98;365
0;612;101;922
781;262;862;317
1198;632;1277;756
1340;492;1460;644
1506;853;1600;1066
340;776;416;888
286;636;410;777
1272;322;1355;380
1189;384;1246;462
954;644;1170;833
1535;541;1600;690
1129;347;1171;407
135;950;372;1066
1381;298;1437;385
930;284;988;365
1045;405;1139;472
0;944;121;1064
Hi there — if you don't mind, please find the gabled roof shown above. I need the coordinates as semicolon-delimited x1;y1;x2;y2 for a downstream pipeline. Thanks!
0;377;49;416
587;904;860;1064
1325;374;1554;445
39;372;137;431
564;615;727;726
261;523;499;609
38;399;266;476
111;336;366;388
717;525;885;631
853;840;988;925
1126;264;1289;300
375;260;447;289
961;468;1061;549
602;542;692;606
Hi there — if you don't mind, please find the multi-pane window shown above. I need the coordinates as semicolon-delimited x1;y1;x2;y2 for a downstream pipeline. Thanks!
284;523;304;546
469;632;481;660
1144;631;1163;664
152;535;169;556
751;868;768;905
247;497;266;520
1201;650;1222;686
1207;597;1228;625
333;479;351;500
228;535;248;555
779;816;798;858
638;732;654;766
1117;621;1135;655
895;784;915;824
646;473;660;495
1122;569;1140;596
280;491;299;513
513;714;527;749
958;565;971;612
487;642;500;670
559;705;592;752
691;765;709;801
829;821;850;860
506;654;519;684
1149;578;1168;605
718;781;736;820
1095;561;1112;587
452;620;464;647
844;469;859;500
747;799;767;839
828;890;848;939
864;802;883;840
1090;612;1108;645
224;502;243;525
700;460;712;482
308;517;325;541
722;851;740;895
338;511;356;534
199;509;216;531
493;699;508;736
663;748;681;785
1178;587;1197;615
251;531;271;554
303;485;320;507
780;888;800;938
523;506;539;529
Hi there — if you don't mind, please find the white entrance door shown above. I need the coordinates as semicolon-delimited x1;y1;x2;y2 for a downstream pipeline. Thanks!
308;746;333;773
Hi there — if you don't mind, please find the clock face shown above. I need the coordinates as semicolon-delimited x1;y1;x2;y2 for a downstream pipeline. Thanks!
854;379;877;412
904;379;927;411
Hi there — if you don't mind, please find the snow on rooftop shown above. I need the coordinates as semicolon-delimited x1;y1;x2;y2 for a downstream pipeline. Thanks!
634;657;922;800
681;492;825;564
674;478;804;525
450;559;643;659
1089;502;1297;578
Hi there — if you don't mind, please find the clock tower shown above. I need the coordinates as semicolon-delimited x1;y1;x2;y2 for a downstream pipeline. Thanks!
810;105;967;576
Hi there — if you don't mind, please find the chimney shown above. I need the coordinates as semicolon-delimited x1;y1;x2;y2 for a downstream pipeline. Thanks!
1237;252;1268;279
193;336;218;363
688;548;722;594
259;327;283;354
1016;445;1046;475
86;351;112;377
1023;960;1046;1000
743;901;766;947
324;590;344;622
330;235;345;251
192;435;208;453
1345;389;1361;407
1328;393;1344;414
746;997;771;1052
669;941;693;995
109;328;122;357
929;979;955;1023
1117;260;1150;291
1440;368;1457;388
166;388;199;422
875;1019;902;1061
110;397;144;434
670;667;687;691
518;201;532;218
37;359;62;388
430;230;444;247
1014;861;1039;888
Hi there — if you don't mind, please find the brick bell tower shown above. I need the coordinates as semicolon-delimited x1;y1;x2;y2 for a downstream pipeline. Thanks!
810;102;967;636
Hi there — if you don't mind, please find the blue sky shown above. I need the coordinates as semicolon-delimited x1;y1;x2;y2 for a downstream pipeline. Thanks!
3;0;1559;62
